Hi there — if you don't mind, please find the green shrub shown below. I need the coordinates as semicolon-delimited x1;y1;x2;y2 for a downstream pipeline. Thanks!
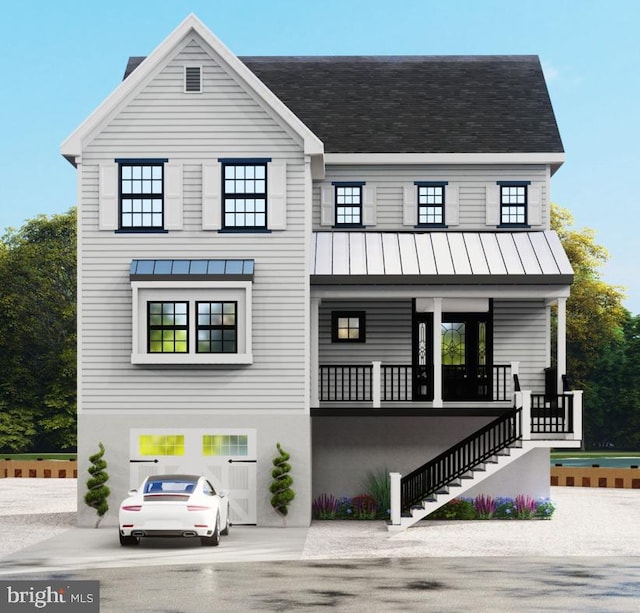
362;468;391;519
269;442;294;525
84;442;110;528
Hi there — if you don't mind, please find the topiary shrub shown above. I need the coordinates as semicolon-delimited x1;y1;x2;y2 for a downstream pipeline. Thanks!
270;442;294;525
84;442;110;528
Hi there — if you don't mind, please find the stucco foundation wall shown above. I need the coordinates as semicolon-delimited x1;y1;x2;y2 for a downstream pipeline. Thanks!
311;416;495;499
77;412;311;528
464;447;550;500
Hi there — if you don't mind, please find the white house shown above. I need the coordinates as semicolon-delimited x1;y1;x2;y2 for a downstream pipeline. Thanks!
62;14;581;530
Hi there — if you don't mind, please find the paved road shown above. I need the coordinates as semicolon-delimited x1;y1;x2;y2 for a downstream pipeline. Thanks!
8;556;640;612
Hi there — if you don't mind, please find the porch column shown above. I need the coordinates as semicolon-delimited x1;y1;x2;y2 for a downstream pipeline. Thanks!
556;297;567;392
432;298;443;407
310;297;321;408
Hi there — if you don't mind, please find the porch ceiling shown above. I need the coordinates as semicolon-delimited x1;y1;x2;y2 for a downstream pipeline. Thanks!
310;231;573;285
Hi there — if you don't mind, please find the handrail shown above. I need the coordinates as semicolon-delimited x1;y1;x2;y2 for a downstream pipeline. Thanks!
400;407;522;511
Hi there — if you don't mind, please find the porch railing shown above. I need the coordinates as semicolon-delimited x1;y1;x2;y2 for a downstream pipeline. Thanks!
318;363;514;403
530;393;574;434
319;365;372;402
399;407;522;511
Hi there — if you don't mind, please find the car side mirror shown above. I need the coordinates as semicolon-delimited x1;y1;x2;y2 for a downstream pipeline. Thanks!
128;489;138;495
219;489;229;498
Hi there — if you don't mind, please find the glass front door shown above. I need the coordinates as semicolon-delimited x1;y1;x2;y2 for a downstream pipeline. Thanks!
413;312;492;402
441;317;490;401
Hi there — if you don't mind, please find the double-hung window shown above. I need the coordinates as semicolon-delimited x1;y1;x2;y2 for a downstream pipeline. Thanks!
196;301;237;354
222;162;267;230
148;301;188;353
499;182;529;225
119;161;165;230
334;183;364;227
416;181;447;226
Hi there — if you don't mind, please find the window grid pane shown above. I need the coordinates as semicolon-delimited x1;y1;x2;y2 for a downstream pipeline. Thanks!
202;434;249;456
148;301;188;353
333;311;365;342
120;164;164;228
223;164;267;228
418;185;444;224
500;185;527;224
196;301;238;353
335;186;362;226
139;434;185;456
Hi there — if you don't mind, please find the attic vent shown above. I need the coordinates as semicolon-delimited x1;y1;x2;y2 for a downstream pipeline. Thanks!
184;66;202;93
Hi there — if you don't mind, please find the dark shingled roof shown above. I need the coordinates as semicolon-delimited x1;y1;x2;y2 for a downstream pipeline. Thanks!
123;54;563;155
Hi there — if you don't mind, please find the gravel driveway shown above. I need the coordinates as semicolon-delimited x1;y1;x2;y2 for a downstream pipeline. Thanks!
1;480;639;561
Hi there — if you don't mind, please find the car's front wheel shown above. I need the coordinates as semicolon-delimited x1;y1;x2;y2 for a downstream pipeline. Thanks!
200;515;220;546
119;532;140;546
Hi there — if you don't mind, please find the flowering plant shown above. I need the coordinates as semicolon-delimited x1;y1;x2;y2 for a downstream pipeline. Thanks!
473;494;497;519
311;493;338;519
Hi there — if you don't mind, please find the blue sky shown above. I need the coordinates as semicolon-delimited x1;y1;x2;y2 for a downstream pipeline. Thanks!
1;0;638;312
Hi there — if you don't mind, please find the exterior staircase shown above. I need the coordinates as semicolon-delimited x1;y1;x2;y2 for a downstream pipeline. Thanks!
387;440;536;531
388;406;525;532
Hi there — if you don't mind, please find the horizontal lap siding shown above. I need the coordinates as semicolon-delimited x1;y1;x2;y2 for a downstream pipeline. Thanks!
319;300;413;365
313;164;549;230
493;299;547;392
79;38;308;412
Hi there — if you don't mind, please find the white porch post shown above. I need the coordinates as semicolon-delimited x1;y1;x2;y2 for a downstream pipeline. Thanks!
516;390;532;440
390;472;402;526
432;298;443;407
572;390;583;441
310;297;320;408
372;361;382;408
557;297;567;392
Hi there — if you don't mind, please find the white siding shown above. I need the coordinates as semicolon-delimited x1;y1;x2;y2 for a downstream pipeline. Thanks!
79;37;309;412
313;164;550;231
493;299;548;392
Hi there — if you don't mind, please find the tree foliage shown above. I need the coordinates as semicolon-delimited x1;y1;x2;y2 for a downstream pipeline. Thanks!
551;204;626;388
0;209;76;452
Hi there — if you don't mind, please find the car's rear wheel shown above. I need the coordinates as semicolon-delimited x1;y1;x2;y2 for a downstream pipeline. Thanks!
220;511;230;536
119;532;140;546
200;515;220;546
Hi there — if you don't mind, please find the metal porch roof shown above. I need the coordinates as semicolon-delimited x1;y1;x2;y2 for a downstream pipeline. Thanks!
310;231;573;285
130;259;254;281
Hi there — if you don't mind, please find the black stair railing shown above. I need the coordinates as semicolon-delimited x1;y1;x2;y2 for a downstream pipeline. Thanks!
400;407;522;512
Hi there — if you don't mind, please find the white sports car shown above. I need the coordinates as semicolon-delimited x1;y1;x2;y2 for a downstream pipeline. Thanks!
119;474;230;546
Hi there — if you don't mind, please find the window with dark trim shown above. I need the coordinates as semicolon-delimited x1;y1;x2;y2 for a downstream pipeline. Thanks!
332;311;366;343
500;184;528;225
148;301;188;353
223;163;267;229
417;183;446;225
335;184;363;226
120;162;164;229
196;301;237;353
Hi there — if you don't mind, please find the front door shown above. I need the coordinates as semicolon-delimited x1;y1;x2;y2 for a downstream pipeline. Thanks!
412;313;492;401
441;316;491;401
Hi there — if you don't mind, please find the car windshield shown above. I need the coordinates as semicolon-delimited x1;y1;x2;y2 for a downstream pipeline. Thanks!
144;479;196;494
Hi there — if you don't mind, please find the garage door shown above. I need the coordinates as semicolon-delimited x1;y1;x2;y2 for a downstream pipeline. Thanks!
129;428;257;524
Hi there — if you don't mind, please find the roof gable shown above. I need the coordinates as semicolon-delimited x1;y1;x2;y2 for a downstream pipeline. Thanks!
61;14;323;164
